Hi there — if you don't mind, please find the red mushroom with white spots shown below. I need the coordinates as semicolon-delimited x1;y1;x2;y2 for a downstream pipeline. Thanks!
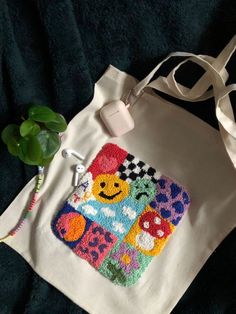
135;211;171;251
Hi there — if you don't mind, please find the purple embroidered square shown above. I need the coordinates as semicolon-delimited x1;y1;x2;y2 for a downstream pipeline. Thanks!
149;176;190;226
51;143;191;286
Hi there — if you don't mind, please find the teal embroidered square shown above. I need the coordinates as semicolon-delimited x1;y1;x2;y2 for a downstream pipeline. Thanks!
51;143;191;286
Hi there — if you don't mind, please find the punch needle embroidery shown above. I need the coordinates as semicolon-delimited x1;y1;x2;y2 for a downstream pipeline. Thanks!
52;143;191;286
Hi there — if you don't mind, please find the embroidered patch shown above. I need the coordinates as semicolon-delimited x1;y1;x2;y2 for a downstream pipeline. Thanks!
92;174;129;203
76;177;156;239
52;143;191;286
68;172;94;208
51;203;92;249
99;241;152;286
149;176;190;225
73;222;118;269
77;196;146;239
88;143;128;179
125;206;175;256
116;153;160;183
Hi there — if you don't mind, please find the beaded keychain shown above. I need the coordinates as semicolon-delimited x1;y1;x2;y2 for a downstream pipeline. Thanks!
0;166;45;242
0;148;85;243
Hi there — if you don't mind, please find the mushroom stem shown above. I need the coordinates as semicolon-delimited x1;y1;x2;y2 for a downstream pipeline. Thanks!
136;231;155;251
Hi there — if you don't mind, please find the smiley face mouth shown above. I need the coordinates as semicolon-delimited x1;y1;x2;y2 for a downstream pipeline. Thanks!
99;191;122;200
136;192;149;200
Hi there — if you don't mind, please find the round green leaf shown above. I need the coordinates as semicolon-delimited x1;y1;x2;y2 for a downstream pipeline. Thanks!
18;151;37;166
18;137;42;165
28;105;56;122
40;156;54;166
18;139;37;165
37;130;60;159
7;139;20;156
1;124;21;156
20;120;40;137
1;124;20;145
27;137;42;163
45;113;67;132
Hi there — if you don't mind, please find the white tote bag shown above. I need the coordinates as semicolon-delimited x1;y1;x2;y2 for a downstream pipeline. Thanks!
1;36;236;314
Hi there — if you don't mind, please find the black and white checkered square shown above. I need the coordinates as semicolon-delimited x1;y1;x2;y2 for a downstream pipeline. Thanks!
116;154;160;184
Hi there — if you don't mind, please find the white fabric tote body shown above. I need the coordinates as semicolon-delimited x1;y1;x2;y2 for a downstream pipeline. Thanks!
1;36;236;314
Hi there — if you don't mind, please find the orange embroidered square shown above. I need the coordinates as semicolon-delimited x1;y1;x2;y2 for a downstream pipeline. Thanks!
124;206;175;256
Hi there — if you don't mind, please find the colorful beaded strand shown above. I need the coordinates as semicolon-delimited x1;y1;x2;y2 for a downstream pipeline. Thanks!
0;166;44;242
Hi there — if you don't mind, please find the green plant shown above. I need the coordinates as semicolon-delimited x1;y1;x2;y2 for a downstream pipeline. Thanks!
1;105;67;166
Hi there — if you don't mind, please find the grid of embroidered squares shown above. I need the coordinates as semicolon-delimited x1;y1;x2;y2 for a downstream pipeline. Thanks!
51;143;191;286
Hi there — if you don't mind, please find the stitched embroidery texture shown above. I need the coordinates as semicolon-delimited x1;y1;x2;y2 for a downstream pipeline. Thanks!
51;143;191;286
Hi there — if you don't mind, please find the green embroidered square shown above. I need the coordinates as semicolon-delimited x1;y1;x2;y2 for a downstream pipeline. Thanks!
99;241;152;286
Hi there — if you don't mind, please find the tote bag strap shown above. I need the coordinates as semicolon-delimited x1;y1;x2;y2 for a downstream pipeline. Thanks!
132;35;236;99
128;35;236;168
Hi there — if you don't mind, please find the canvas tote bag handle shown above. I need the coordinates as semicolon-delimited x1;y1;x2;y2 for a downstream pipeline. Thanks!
128;35;236;168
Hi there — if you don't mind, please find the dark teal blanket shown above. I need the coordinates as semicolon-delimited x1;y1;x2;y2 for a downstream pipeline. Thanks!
0;0;236;313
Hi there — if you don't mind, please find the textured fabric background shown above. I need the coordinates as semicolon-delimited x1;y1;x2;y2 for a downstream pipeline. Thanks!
0;0;236;313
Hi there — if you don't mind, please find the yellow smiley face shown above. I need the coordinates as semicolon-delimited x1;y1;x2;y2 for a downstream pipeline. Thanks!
92;174;129;203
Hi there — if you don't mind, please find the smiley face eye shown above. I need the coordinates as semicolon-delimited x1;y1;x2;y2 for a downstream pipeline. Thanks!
114;182;119;187
100;182;106;188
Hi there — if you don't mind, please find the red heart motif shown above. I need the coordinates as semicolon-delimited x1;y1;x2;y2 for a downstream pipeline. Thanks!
98;155;118;172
